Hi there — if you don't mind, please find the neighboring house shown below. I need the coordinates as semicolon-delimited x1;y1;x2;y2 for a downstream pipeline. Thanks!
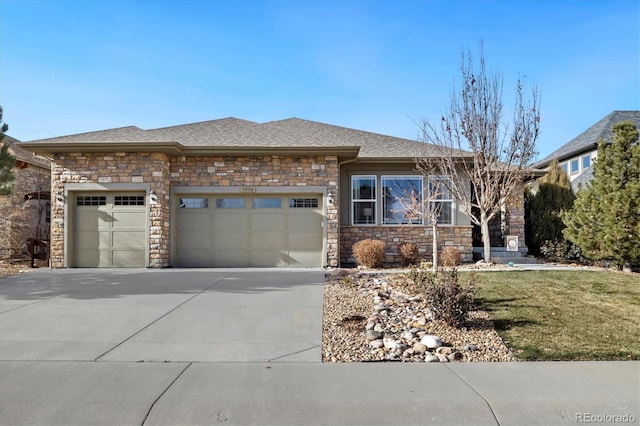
532;110;640;192
22;117;526;268
0;135;52;259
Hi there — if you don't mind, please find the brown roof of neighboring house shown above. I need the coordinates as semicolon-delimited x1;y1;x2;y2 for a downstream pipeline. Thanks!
21;117;463;161
1;135;51;169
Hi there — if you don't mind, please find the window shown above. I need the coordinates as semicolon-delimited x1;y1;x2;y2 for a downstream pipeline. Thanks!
216;198;245;209
76;195;106;206
252;198;282;209
115;195;145;206
352;176;376;225
570;159;579;175
290;198;319;208
381;176;423;224
582;155;591;169
560;163;569;175
179;198;209;209
428;177;453;225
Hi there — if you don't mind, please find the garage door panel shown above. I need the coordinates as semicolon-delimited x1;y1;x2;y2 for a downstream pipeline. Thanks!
288;250;321;266
113;250;146;267
113;231;146;249
112;211;147;228
214;249;250;267
252;250;288;267
75;250;111;268
175;249;212;267
252;213;285;231
215;233;249;249
289;231;322;250
215;213;249;231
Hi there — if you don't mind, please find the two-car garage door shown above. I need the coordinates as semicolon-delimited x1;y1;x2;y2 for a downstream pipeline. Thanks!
175;194;323;267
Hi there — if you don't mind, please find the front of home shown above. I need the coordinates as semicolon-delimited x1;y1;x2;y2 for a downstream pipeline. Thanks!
23;118;525;268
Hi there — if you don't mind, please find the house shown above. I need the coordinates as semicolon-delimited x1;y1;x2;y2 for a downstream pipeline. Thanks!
22;117;526;268
532;110;640;192
0;135;52;259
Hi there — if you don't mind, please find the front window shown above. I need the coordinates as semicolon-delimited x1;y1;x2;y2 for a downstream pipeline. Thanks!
428;177;453;225
582;155;591;169
382;176;423;224
352;176;376;225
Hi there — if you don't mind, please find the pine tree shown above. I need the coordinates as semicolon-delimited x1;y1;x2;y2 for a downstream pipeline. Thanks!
0;106;15;196
563;121;640;271
528;158;575;253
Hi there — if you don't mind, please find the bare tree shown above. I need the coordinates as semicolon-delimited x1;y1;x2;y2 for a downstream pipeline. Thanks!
393;178;446;272
416;44;540;262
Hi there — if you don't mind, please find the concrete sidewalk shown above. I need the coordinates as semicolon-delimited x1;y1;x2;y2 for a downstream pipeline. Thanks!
1;361;637;425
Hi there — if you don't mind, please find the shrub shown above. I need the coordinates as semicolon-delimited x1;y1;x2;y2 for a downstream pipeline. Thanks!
398;241;418;267
352;239;386;268
441;246;462;267
540;239;585;263
407;267;476;327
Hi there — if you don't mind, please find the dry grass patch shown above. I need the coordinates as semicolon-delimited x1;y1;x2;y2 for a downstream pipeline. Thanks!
474;270;640;360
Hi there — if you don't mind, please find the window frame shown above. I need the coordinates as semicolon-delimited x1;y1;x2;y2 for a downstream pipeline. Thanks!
427;176;454;226
351;175;377;226
381;175;424;225
582;154;591;170
570;158;580;175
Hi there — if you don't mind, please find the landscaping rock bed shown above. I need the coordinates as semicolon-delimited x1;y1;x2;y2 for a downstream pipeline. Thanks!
323;269;517;362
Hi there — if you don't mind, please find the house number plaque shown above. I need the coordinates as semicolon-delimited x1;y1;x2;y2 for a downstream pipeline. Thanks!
242;187;257;193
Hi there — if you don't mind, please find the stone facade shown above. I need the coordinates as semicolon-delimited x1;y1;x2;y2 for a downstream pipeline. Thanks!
0;164;51;259
486;181;527;249
340;225;473;266
49;152;341;268
50;152;171;268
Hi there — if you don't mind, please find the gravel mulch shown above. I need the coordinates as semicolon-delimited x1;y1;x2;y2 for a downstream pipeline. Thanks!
0;258;43;279
322;269;517;363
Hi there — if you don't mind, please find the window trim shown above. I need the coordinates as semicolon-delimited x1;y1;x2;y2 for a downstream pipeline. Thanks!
582;154;591;170
570;158;580;175
427;176;454;226
381;175;424;225
351;175;377;226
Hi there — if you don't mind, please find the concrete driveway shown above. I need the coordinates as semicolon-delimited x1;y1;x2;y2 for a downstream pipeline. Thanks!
0;268;324;362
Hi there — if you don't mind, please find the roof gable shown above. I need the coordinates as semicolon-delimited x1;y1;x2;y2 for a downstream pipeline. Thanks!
533;110;640;168
1;135;51;169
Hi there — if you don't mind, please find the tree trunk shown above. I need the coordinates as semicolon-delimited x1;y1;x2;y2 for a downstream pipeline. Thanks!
481;218;491;263
432;223;438;272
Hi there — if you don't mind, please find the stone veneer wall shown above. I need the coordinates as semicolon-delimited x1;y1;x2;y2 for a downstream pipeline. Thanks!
0;164;51;259
486;181;527;249
50;152;171;268
340;225;473;267
169;155;340;266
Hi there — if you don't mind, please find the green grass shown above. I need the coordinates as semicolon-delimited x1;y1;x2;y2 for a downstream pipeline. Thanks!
471;270;640;361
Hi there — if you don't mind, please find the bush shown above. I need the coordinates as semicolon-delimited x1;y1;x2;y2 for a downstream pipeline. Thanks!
540;239;585;263
407;267;476;327
352;239;386;268
398;241;418;267
441;246;462;267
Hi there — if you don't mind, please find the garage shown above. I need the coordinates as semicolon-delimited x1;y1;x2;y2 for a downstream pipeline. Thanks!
74;193;147;267
175;194;323;267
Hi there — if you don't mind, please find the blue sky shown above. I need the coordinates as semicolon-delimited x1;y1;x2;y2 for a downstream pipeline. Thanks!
1;0;638;160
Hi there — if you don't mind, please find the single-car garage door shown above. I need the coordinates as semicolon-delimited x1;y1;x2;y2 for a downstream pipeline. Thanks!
175;194;323;267
74;193;147;267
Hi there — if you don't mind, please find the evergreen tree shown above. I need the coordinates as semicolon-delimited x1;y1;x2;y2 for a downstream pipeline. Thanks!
564;121;640;271
528;158;575;253
0;106;15;196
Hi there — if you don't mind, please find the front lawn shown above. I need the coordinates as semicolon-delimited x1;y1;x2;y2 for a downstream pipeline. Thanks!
474;270;640;361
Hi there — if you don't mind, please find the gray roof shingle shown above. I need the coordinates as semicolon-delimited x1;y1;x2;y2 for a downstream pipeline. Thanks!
533;110;640;169
23;117;450;160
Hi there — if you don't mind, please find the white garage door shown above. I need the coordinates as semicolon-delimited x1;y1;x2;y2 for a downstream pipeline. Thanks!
74;193;147;267
175;194;323;267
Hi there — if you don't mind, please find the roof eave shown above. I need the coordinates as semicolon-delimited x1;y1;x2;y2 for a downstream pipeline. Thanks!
19;141;361;160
